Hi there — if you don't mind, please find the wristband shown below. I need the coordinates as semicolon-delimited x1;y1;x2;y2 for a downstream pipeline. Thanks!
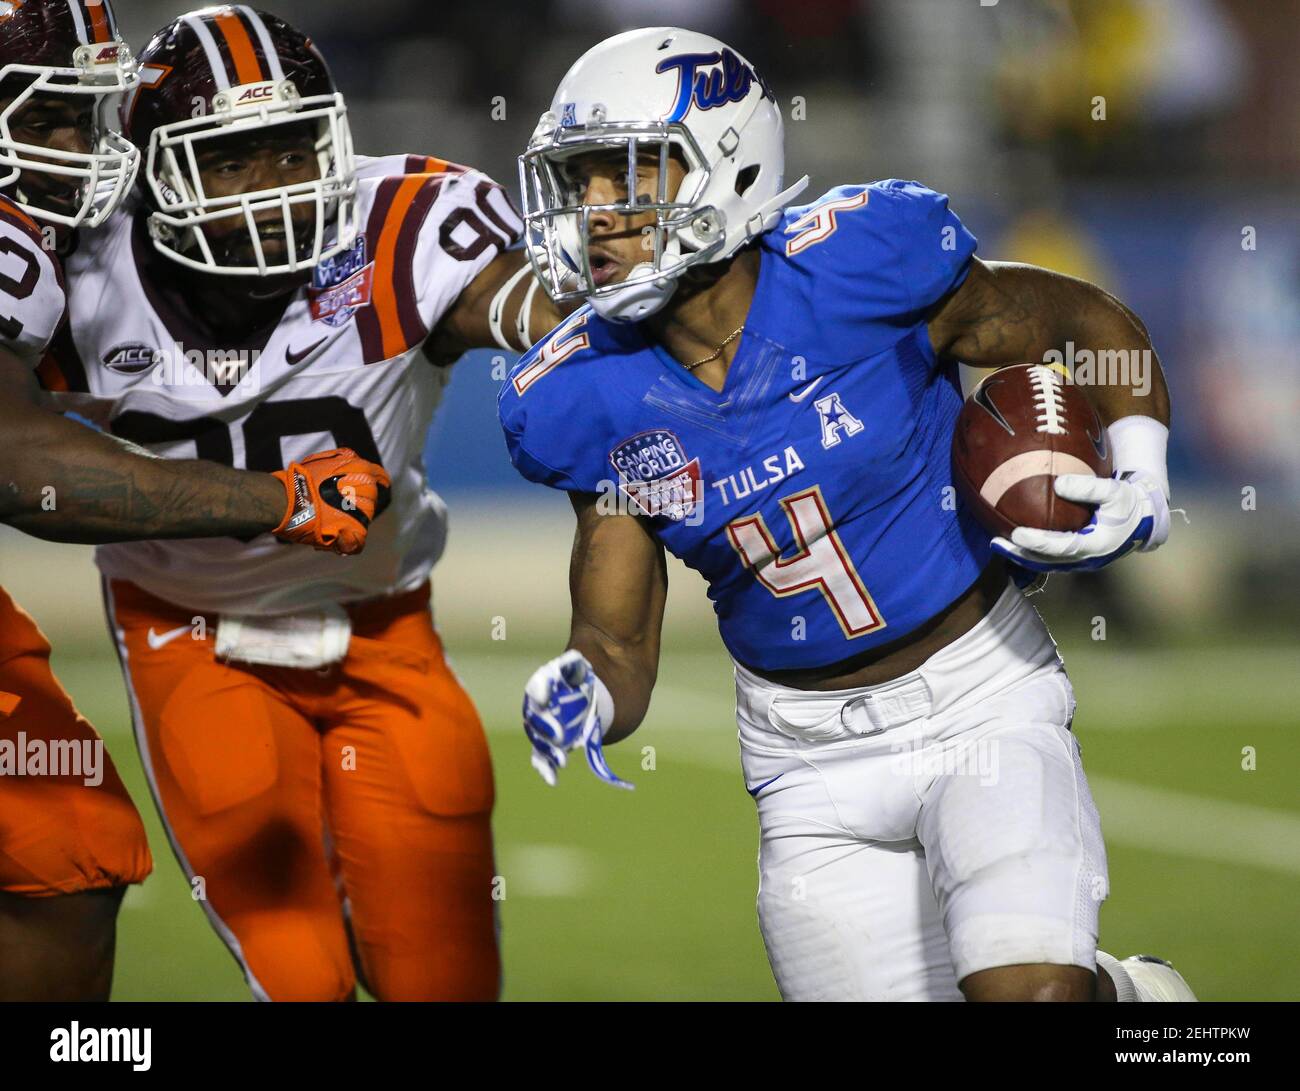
1108;416;1170;499
487;260;535;352
590;670;616;734
516;275;541;351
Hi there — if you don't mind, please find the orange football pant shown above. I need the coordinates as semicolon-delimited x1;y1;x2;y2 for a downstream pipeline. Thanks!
103;578;498;1002
0;585;151;895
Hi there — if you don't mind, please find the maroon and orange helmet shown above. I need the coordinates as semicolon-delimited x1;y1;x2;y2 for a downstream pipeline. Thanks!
126;5;357;277
0;0;139;227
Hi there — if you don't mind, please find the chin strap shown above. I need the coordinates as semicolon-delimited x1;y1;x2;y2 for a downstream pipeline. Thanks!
589;262;680;323
744;174;811;241
588;175;812;325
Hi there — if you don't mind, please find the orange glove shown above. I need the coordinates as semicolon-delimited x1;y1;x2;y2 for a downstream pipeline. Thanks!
272;448;391;555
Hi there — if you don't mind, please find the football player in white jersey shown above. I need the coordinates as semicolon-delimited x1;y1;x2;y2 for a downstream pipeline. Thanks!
42;5;566;1001
0;0;386;1001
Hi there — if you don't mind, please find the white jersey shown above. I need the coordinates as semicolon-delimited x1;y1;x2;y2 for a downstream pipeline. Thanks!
44;154;522;615
0;198;66;366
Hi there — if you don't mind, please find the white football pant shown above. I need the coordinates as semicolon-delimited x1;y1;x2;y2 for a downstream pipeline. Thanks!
735;581;1107;1001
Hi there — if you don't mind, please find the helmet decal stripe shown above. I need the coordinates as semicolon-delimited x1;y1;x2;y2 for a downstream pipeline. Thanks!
84;0;113;44
182;13;233;91
212;9;268;86
64;0;91;45
237;5;286;82
99;0;120;38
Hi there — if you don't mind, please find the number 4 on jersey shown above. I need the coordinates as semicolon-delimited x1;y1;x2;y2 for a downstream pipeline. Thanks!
726;485;886;639
783;190;869;257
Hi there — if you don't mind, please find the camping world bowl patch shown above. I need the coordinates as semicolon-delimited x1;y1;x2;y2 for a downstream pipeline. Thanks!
309;235;373;327
610;430;702;521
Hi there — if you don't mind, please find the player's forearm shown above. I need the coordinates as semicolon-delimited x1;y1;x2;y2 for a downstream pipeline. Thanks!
1047;277;1170;428
0;414;284;542
567;621;657;743
940;261;1170;427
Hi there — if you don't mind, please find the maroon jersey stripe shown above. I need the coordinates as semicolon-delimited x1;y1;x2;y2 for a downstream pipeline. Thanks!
391;175;448;349
354;178;402;363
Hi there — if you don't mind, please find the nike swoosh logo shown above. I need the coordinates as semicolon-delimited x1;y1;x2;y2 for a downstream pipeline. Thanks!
146;625;191;650
1087;413;1109;461
972;376;1016;436
746;773;785;798
286;337;329;366
788;377;824;403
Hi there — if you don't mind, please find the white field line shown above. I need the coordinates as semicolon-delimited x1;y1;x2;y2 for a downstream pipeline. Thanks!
496;844;597;898
96;651;1300;877
631;731;1300;878
1086;776;1300;877
438;650;1300;876
665;722;1300;879
450;645;1300;734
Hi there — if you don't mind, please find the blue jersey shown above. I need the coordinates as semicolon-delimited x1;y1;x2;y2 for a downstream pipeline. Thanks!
498;180;992;672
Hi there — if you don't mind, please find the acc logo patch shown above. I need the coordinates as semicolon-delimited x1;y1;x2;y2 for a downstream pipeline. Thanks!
102;342;161;374
308;235;373;327
234;82;277;106
610;430;702;522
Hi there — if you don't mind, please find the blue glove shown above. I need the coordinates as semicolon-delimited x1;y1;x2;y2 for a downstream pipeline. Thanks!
522;650;632;790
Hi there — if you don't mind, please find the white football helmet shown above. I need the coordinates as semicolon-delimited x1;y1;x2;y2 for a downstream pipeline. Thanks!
126;7;357;278
519;27;808;323
0;0;140;229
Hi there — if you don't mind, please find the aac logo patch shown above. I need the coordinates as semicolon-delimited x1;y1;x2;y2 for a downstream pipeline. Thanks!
610;430;702;522
308;235;373;327
813;391;865;449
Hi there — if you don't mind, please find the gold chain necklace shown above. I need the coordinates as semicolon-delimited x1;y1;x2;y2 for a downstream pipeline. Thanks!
683;325;745;371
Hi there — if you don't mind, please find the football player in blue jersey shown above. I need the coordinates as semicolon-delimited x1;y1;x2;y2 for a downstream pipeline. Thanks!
499;28;1192;1002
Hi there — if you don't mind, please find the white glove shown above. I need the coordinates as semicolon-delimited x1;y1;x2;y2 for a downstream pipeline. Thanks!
992;470;1170;572
522;650;632;790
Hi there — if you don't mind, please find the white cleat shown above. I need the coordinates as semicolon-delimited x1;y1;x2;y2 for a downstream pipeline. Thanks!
1122;954;1198;1002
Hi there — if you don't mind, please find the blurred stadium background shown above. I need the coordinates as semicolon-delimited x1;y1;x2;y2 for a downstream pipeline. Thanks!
1;0;1296;1000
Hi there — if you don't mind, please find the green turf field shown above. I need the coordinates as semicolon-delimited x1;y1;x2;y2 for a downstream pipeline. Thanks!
45;620;1300;1002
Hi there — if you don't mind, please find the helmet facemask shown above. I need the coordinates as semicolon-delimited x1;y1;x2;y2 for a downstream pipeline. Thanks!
0;43;140;229
519;28;810;324
520;116;726;323
143;79;357;277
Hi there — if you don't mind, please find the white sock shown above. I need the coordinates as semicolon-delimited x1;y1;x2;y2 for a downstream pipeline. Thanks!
1096;950;1139;1002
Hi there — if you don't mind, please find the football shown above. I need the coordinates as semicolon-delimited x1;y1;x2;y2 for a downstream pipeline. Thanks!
952;363;1113;538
